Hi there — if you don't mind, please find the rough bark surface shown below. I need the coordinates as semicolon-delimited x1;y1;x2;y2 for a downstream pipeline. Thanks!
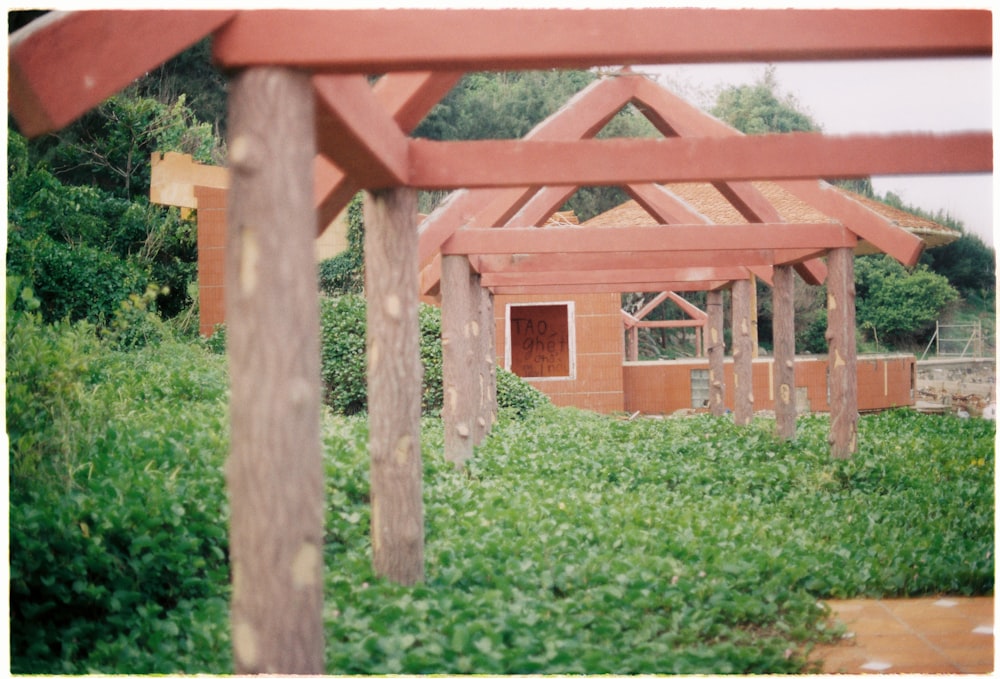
365;187;426;585
225;67;324;674
441;254;478;465
826;247;858;458
476;285;498;444
773;265;797;440
731;279;754;425
706;289;726;416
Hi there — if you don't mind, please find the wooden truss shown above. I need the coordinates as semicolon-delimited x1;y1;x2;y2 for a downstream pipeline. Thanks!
9;8;992;674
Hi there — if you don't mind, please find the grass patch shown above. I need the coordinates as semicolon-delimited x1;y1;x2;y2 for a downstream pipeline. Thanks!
8;309;993;673
321;408;993;674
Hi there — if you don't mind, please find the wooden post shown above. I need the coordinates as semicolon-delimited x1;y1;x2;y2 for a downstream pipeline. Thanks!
731;279;754;425
365;187;425;584
706;289;726;416
750;274;760;358
476;285;497;444
826;247;858;458
225;67;324;674
626;326;639;361
441;254;477;466
773;265;797;439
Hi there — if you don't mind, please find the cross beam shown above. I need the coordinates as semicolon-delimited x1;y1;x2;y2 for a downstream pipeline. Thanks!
441;223;857;256
211;9;991;72
406;133;991;190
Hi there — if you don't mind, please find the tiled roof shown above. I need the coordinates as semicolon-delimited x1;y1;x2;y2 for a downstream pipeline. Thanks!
574;182;958;252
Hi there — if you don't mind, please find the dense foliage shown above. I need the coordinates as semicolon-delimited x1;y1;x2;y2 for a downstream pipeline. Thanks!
855;255;960;348
7;104;206;323
9;293;993;674
317;194;366;296
318;293;547;418
7;294;231;674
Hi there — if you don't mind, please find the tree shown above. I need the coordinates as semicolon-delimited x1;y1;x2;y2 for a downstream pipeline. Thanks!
28;92;221;201
855;255;959;347
414;71;656;221
711;67;819;135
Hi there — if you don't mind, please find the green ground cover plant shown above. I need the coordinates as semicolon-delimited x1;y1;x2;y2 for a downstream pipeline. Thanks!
321;408;993;674
8;303;994;673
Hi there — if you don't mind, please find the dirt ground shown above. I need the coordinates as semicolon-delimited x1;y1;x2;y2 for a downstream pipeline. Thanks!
915;359;995;418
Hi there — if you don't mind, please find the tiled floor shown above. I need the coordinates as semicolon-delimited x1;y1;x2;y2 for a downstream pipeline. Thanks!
811;597;995;674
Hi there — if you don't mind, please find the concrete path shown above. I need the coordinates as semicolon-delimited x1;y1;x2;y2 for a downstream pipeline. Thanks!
811;597;994;674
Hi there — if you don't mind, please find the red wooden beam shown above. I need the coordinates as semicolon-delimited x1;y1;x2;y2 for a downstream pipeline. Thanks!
502;186;580;228
481;267;750;288
313;74;410;188
442;223;856;255
782;181;928;266
315;71;461;232
637;319;707;329
475;250;807;273
631;76;831;284
212;9;991;72
491;281;730;295
417;75;638;266
408;132;992;190
625;184;711;224
629;76;926;268
9;10;235;137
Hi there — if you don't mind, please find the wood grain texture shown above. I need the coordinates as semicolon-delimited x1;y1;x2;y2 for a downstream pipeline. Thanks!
365;187;425;585
706;290;726;416
731;279;754;426
441;255;478;466
773;265;797;439
225;67;324;674
826;247;858;458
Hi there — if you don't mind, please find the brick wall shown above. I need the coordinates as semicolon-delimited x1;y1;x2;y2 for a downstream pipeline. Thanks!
193;186;227;337
495;292;625;413
623;354;915;414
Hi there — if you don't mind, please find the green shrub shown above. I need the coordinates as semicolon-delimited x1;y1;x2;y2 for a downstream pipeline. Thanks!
496;366;550;417
318;294;444;415
6;278;103;488
319;294;544;418
8;326;232;675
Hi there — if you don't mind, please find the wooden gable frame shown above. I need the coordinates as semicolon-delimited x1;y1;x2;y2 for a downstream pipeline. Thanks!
9;9;992;674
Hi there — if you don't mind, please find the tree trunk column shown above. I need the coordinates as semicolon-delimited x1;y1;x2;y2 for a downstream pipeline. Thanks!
441;254;477;466
731;279;754;425
773;265;797;439
706;289;726;416
365;187;425;584
225;67;324;674
826;247;858;458
476;285;497;444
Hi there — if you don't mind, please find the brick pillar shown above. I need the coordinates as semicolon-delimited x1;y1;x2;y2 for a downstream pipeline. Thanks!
194;185;228;337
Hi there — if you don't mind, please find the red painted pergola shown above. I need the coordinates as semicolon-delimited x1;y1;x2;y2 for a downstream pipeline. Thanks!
9;9;991;674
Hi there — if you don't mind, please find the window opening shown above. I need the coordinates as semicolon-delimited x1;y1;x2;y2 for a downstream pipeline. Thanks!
505;302;575;379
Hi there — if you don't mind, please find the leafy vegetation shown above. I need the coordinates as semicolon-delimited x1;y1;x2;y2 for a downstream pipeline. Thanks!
8;292;993;673
8;294;231;674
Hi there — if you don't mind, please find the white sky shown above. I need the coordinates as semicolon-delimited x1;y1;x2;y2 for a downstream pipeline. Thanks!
647;58;994;247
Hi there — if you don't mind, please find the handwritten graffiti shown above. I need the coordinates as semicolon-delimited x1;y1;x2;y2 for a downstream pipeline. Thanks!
509;305;571;378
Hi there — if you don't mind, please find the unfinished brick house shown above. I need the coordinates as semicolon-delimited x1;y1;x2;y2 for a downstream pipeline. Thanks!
490;184;957;415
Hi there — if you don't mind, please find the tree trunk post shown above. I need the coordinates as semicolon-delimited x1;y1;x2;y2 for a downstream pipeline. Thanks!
773;264;797;440
826;247;858;458
476;285;497;444
706;289;726;416
365;187;425;584
225;67;324;674
731;279;754;425
441;254;478;466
